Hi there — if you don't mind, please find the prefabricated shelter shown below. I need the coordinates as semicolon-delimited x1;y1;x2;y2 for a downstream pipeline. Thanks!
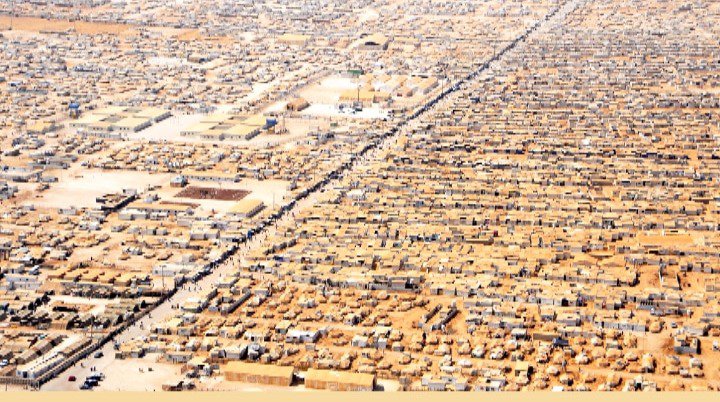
228;199;265;218
224;362;295;386
304;368;375;391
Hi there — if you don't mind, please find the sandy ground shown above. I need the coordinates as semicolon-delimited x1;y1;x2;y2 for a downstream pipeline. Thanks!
263;101;288;114
95;357;182;391
0;16;131;35
199;376;311;392
357;8;380;23
32;169;173;209
300;104;389;120
0;17;203;40
297;76;390;119
154;178;290;214
0;384;30;391
377;379;402;392
229;178;290;208
44;352;181;392
125;114;205;143
299;76;359;105
49;295;118;316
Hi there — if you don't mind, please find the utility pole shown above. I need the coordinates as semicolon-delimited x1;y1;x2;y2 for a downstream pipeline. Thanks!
89;315;94;343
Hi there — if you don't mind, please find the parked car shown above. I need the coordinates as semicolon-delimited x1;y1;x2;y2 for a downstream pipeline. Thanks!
68;376;77;382
88;374;104;381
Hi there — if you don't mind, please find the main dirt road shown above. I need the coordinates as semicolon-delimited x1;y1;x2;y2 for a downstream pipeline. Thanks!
41;189;321;391
42;0;577;390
